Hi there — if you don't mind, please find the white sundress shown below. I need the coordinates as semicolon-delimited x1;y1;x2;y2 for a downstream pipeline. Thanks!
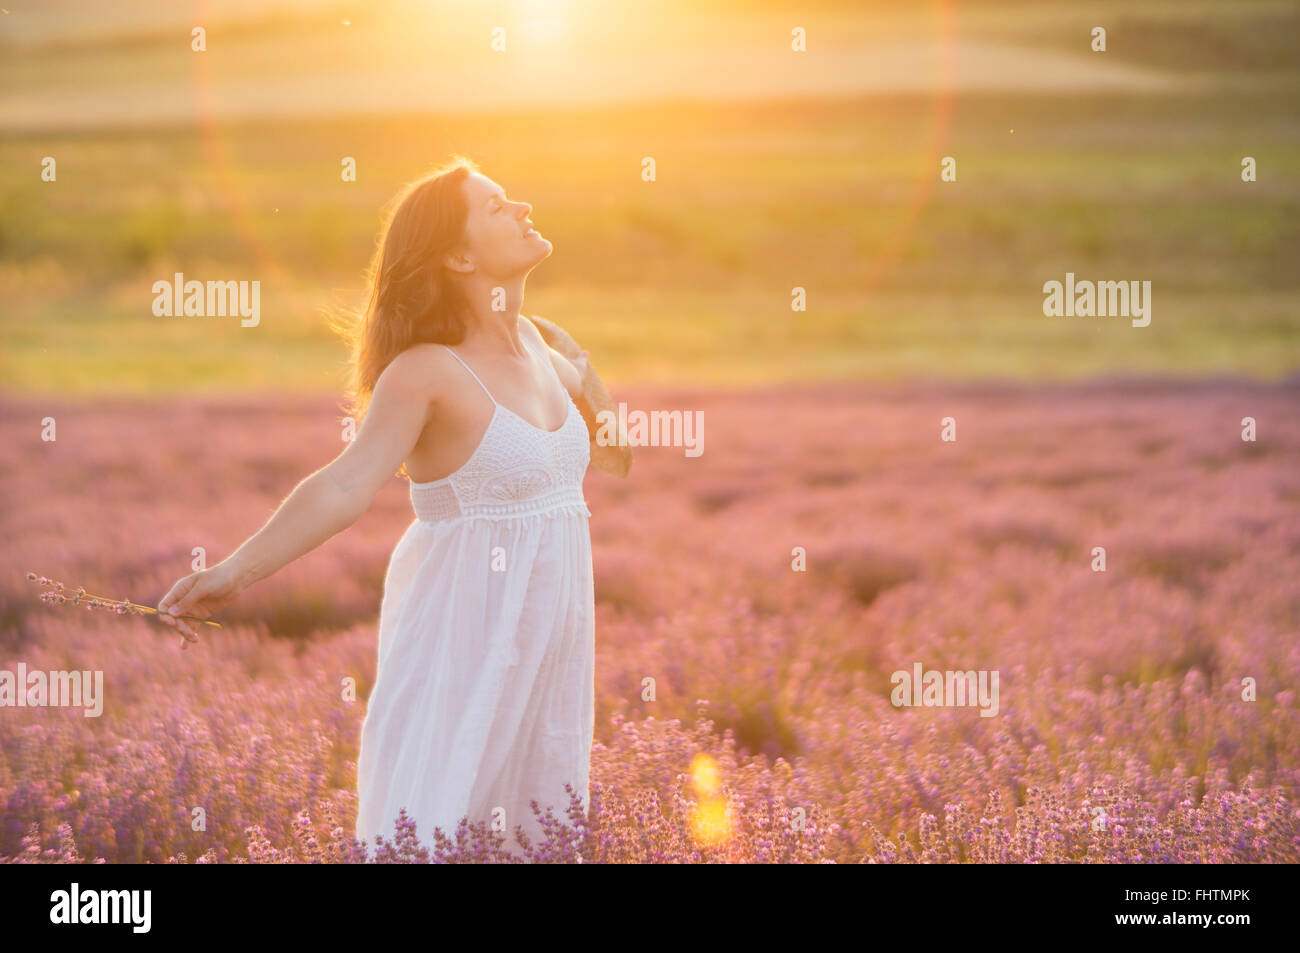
355;336;595;859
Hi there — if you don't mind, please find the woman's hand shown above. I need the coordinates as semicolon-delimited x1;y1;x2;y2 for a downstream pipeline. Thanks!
157;562;244;647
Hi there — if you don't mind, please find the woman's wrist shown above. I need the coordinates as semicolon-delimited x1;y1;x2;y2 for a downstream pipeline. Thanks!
215;556;254;592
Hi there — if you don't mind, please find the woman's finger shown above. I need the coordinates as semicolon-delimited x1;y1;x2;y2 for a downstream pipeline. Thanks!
157;575;195;617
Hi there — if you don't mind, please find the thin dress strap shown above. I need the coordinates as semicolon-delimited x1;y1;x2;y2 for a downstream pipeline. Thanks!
442;345;498;406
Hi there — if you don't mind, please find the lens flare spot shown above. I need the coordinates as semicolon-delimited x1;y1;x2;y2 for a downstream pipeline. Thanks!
690;797;730;847
690;752;720;796
688;754;730;846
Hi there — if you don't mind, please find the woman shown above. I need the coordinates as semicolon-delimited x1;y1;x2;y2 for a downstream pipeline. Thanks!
156;156;632;858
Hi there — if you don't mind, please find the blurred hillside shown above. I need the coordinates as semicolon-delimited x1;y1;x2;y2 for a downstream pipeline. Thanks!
0;0;1297;393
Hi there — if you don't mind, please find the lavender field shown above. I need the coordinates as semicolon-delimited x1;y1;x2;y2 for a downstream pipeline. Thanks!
2;376;1298;863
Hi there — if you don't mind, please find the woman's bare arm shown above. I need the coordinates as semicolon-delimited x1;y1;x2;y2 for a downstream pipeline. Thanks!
156;348;440;640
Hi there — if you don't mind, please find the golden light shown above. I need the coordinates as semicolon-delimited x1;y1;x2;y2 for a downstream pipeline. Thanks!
690;797;730;847
690;752;720;796
515;0;578;50
688;753;730;847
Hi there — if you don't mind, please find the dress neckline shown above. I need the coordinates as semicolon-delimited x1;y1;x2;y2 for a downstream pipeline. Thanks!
407;396;577;489
497;397;573;435
441;338;572;435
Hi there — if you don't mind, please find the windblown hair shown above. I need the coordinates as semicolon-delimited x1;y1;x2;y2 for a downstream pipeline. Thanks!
333;155;480;424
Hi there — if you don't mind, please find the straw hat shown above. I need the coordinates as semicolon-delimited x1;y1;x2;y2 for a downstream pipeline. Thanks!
526;314;633;478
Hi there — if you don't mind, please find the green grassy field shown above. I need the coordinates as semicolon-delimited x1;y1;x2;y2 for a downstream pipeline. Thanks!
2;1;1297;394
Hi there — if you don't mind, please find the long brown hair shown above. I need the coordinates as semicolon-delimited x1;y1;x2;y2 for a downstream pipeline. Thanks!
334;155;480;424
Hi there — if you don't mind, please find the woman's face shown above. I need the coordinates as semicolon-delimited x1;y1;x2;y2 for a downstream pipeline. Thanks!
455;172;552;280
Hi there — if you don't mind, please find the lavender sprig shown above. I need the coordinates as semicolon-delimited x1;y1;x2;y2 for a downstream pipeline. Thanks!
25;572;223;629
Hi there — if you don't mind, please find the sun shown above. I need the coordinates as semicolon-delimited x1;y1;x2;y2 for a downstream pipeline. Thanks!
514;0;579;49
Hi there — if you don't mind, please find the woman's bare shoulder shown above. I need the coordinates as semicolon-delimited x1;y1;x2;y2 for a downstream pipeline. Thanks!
377;343;463;405
518;314;550;348
520;315;581;395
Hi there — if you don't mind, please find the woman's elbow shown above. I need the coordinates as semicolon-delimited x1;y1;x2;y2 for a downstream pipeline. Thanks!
315;468;376;527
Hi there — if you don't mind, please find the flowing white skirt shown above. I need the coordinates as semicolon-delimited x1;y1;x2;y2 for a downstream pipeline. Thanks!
355;509;595;858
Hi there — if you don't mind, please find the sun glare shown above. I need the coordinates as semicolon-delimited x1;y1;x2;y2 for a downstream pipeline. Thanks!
515;0;577;49
689;753;730;847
